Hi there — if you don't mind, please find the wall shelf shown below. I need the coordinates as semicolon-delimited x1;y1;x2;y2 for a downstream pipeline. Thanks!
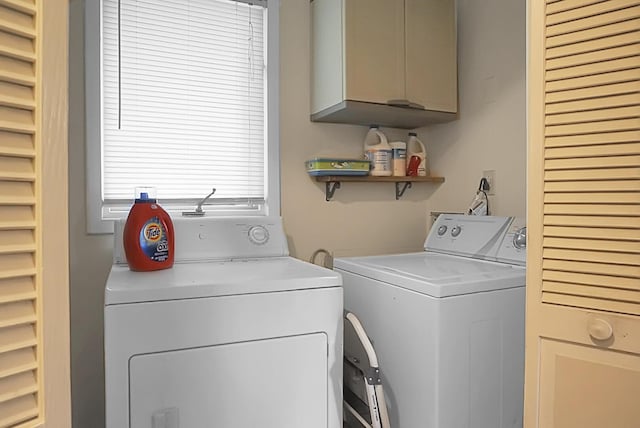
314;175;445;201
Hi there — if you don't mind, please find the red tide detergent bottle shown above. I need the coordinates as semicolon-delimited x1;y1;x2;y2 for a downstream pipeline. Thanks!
123;187;175;271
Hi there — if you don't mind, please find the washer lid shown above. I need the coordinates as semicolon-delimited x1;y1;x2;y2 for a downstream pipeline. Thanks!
105;257;342;305
334;252;525;298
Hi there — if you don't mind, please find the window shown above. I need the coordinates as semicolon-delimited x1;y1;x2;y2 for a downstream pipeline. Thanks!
86;0;280;233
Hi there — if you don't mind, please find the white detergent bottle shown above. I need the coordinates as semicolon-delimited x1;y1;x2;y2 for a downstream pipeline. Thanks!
364;125;392;176
406;132;429;177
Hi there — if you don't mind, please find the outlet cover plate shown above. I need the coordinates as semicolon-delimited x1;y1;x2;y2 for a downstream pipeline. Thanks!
482;170;496;195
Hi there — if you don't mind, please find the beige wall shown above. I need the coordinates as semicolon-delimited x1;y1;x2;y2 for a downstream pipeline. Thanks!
282;0;434;261
69;1;112;427
281;0;526;262
423;0;527;219
67;0;525;426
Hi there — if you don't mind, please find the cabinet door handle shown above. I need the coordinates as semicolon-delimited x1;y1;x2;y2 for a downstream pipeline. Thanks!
386;99;425;110
587;318;613;341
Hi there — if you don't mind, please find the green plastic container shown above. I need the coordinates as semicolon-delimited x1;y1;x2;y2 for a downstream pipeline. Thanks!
306;158;370;176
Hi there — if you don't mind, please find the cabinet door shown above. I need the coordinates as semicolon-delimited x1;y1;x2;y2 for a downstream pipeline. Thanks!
526;1;640;427
0;1;71;427
344;0;405;105
534;307;640;428
405;0;457;112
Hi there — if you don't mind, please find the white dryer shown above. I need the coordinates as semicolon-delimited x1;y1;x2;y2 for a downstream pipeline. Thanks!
104;217;343;428
335;215;526;428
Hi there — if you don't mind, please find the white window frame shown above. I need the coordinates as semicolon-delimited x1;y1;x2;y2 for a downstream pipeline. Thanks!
85;0;280;234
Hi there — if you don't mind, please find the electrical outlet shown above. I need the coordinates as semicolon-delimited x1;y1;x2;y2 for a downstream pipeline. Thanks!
482;170;496;196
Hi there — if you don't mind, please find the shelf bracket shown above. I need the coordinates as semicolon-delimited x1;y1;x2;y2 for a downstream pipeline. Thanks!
325;181;341;201
395;182;412;200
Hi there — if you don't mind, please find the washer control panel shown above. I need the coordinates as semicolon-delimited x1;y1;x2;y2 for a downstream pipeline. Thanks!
425;215;513;260
513;226;527;250
496;219;526;266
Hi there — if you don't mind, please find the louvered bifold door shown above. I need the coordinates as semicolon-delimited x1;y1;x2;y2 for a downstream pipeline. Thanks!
0;0;41;427
543;0;640;316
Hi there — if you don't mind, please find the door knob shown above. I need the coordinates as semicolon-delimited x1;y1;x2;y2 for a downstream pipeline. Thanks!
587;318;613;341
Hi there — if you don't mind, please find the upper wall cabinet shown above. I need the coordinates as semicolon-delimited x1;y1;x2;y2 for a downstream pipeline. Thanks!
311;0;457;129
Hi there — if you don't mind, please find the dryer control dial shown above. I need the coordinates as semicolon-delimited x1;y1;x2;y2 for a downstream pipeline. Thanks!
437;225;448;236
451;226;462;237
513;227;527;250
248;225;269;245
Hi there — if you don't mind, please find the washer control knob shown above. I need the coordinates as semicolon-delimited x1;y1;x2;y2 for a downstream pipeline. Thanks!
451;226;462;237
513;227;527;249
248;225;269;245
437;225;448;236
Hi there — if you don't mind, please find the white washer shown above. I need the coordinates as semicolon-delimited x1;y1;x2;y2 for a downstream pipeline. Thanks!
335;215;526;428
104;217;343;428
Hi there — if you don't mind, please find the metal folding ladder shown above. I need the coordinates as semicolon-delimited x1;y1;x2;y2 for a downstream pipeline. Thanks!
343;312;391;428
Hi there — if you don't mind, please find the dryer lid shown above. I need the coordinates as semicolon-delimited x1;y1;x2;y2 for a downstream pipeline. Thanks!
334;252;525;298
105;256;341;305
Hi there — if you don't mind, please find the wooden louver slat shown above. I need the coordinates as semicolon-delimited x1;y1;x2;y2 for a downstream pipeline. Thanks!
0;1;40;425
543;259;640;278
0;32;35;63
0;394;38;427
542;292;640;316
545;155;640;169
0;348;37;380
545;130;640;147
546;5;640;37
546;93;640;115
543;282;640;305
546;105;640;125
545;118;640;136
545;224;640;241
546;0;640;25
543;237;640;254
545;179;640;193
0;68;35;88
544;248;638;266
546;142;640;158
546;0;617;16
0;324;36;355
0;371;37;407
546;44;640;71
543;270;640;291
546;30;640;60
546;56;639;81
544;202;639;216
546;17;640;49
546;68;640;93
0;0;37;16
545;167;640;181
546;81;640;105
544;192;640;204
544;214;640;229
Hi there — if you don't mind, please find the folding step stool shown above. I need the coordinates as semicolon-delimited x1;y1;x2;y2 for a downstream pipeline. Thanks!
343;311;391;428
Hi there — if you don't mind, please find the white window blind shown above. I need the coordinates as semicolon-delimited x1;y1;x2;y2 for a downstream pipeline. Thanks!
101;0;268;212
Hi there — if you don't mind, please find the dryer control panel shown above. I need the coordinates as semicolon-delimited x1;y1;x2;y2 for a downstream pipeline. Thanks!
114;216;289;264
